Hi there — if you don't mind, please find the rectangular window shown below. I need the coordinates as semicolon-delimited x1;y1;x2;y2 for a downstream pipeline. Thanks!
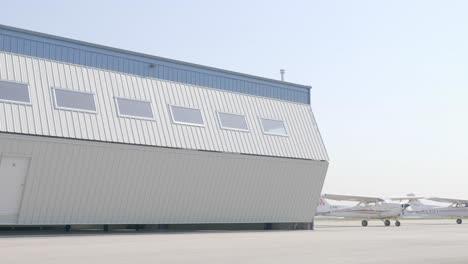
169;105;204;126
0;80;30;104
260;118;288;136
53;88;96;113
115;97;154;120
217;112;249;132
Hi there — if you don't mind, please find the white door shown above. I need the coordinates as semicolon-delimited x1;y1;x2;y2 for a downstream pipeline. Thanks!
0;156;30;224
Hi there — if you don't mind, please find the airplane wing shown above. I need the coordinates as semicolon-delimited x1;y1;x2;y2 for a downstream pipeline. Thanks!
427;197;468;205
390;196;425;201
322;194;384;203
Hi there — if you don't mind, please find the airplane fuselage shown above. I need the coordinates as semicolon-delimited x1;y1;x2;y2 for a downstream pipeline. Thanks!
318;203;403;219
409;206;468;218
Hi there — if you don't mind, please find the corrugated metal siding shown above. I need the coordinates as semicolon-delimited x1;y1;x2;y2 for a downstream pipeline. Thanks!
0;133;328;224
0;26;310;104
0;52;329;161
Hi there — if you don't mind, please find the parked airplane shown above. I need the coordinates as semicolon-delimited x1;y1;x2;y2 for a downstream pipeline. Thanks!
409;197;468;224
318;194;410;227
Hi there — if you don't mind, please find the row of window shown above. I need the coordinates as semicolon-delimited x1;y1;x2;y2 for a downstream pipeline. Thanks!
0;80;289;136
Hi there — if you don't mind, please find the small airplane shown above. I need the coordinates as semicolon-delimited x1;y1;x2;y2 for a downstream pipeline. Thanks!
317;194;410;227
406;197;468;224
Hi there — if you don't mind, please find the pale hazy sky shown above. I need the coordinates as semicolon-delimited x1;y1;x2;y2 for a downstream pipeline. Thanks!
2;1;467;198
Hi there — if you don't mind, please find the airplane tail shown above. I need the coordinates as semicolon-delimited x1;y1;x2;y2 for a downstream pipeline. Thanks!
408;199;427;211
406;194;431;211
316;198;331;214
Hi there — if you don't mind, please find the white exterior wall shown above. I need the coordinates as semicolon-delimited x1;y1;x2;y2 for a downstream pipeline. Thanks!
0;133;328;225
0;52;328;161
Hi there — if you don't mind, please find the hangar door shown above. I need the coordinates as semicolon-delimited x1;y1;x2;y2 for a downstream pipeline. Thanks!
0;156;30;224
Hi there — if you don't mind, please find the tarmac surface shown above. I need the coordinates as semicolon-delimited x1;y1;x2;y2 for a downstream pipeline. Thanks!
1;219;468;264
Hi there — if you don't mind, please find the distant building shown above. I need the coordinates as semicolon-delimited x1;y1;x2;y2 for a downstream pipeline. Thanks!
0;24;328;229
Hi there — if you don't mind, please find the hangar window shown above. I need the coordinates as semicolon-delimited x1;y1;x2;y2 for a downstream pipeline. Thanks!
0;80;31;104
217;112;249;132
260;118;288;136
115;97;154;120
53;88;97;113
169;105;205;127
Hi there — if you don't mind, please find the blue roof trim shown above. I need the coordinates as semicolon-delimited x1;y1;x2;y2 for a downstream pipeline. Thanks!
0;24;311;104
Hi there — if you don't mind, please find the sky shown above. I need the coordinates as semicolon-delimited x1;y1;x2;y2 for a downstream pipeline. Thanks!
1;0;467;198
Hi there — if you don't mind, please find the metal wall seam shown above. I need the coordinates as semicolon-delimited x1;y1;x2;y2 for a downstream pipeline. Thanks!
190;84;206;150
268;98;291;157
135;76;154;146
78;144;101;223
229;93;247;154
44;60;61;137
86;68;105;141
94;68;109;140
295;103;312;159
306;108;324;159
113;73;131;144
3;55;14;133
34;59;47;135
126;75;143;144
214;88;238;153
198;85;217;151
155;80;175;148
256;97;276;157
123;75;141;144
205;88;223;152
151;80;171;147
308;108;329;160
139;78;156;146
168;81;189;149
242;95;259;155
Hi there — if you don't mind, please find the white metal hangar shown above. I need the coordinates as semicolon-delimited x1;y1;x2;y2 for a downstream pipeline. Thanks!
0;24;328;229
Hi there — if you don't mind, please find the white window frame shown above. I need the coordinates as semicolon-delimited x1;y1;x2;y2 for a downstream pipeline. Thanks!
0;80;32;106
114;96;155;121
259;117;289;137
52;87;97;114
216;111;250;132
169;104;205;127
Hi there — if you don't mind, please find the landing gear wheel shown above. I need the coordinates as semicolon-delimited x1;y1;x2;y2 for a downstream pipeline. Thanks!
395;220;401;227
384;220;391;226
457;219;462;224
361;220;368;227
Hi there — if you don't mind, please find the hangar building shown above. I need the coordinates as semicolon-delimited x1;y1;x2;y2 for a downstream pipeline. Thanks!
0;24;328;229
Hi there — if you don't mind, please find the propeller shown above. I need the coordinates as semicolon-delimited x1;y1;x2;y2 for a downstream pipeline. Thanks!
399;203;411;216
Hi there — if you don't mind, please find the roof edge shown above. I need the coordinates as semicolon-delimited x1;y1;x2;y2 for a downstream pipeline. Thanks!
0;24;312;90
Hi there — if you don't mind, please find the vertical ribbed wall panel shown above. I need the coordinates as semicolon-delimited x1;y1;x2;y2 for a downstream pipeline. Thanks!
0;133;328;224
0;52;329;161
